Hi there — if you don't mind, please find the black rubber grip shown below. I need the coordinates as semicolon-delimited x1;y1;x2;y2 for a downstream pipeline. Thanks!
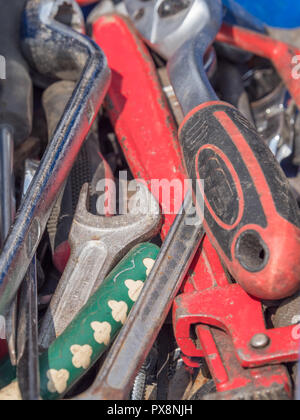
0;0;33;144
179;101;300;300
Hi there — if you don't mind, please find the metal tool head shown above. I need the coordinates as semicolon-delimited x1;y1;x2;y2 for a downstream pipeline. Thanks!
21;0;87;80
38;181;161;350
124;0;222;59
73;182;162;246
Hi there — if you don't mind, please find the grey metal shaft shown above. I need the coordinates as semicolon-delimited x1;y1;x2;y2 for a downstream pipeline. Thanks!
0;0;111;315
0;125;17;368
0;125;15;248
74;192;205;400
167;23;220;116
16;159;40;401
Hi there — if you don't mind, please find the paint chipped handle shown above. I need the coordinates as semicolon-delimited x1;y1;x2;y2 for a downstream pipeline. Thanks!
179;101;300;300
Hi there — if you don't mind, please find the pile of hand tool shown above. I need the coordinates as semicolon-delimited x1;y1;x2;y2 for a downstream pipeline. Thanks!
0;0;299;401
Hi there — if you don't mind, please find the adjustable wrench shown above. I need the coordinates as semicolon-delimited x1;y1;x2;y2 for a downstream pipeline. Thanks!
0;0;111;315
39;182;161;351
125;0;300;300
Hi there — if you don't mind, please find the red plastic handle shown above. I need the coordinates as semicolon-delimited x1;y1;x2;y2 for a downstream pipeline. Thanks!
179;101;300;300
92;15;187;238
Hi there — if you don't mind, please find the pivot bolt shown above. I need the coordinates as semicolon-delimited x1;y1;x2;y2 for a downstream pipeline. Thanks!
250;333;270;349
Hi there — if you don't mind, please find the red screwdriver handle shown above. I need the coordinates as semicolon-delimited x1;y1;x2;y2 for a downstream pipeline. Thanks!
179;101;300;300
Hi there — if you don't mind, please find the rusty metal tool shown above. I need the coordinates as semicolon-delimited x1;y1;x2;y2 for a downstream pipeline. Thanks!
16;160;40;401
0;0;111;315
126;0;300;300
39;182;161;351
74;192;204;400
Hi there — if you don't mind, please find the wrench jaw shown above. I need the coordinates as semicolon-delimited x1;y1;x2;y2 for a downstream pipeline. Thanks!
42;0;85;34
22;0;87;80
72;181;162;271
125;0;222;60
74;182;162;235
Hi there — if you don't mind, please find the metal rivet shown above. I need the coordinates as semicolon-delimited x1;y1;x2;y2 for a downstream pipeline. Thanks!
250;333;270;349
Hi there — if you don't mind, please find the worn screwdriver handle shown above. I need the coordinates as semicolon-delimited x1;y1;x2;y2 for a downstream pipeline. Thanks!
179;101;300;300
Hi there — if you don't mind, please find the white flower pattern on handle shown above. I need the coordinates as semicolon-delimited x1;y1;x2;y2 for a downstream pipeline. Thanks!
70;345;93;369
143;258;155;276
47;369;70;394
125;279;144;302
91;321;112;346
108;300;128;325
